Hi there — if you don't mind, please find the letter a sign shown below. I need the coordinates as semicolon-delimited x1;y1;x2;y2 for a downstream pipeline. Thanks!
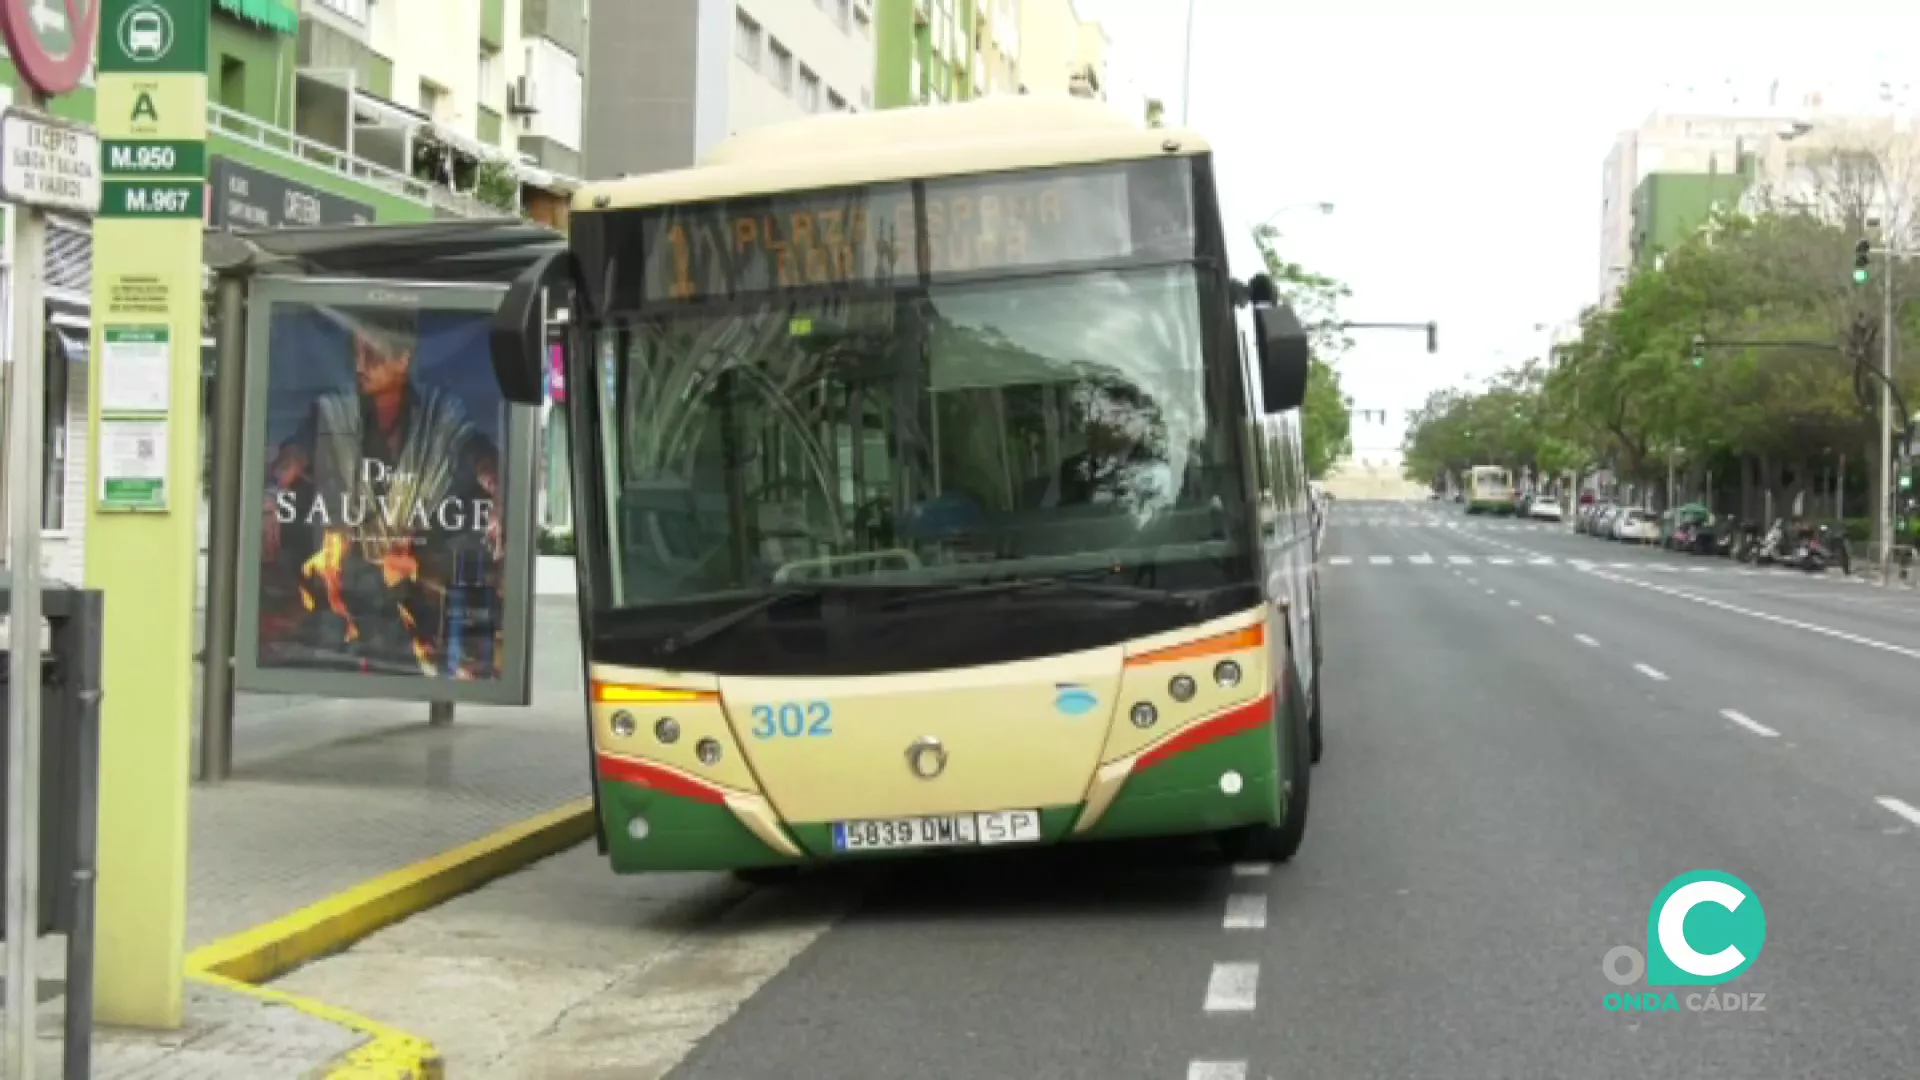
0;0;101;96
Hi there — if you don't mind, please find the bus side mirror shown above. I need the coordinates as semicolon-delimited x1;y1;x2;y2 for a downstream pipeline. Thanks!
491;249;581;405
1254;302;1310;414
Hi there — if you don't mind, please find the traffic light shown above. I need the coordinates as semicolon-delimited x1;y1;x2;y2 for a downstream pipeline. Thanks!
1854;239;1872;283
1426;321;1438;353
1689;333;1706;367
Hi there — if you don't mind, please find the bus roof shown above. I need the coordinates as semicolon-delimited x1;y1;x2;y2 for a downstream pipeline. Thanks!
574;96;1211;214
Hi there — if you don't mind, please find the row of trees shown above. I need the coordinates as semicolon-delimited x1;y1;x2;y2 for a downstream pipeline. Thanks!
1404;140;1920;533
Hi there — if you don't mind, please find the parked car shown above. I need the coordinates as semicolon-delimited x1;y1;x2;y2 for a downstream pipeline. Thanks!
1528;497;1564;522
1612;508;1661;543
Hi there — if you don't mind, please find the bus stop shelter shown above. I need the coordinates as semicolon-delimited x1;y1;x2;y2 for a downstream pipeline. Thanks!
198;220;568;782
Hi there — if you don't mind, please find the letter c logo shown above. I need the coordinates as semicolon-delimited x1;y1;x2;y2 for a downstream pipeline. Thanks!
1658;880;1747;978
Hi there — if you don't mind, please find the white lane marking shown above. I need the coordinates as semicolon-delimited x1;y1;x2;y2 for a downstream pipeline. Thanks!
1877;797;1920;827
1488;557;1514;565
1575;633;1599;647
1634;663;1669;682
1529;556;1555;565
1720;709;1779;738
1410;553;1434;565
1583;569;1920;661
1231;862;1270;877
1369;555;1393;565
1508;599;1521;607
1467;577;1480;585
1484;588;1496;596
1187;1063;1248;1080
1223;893;1268;930
1204;962;1260;1012
1537;614;1555;625
1449;555;1473;565
1328;556;1352;566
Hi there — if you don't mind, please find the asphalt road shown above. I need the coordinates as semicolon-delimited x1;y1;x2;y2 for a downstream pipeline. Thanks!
280;498;1920;1079
662;498;1920;1080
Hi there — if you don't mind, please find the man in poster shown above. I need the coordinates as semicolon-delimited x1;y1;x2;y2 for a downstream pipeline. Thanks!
259;306;505;680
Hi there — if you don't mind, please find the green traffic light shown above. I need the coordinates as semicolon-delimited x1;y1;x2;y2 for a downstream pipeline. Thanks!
1855;268;1871;283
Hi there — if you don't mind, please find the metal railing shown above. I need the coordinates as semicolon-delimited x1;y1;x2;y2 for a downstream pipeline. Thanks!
205;103;506;220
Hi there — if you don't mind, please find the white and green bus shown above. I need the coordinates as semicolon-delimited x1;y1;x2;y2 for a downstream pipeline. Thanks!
490;96;1325;877
1465;465;1515;515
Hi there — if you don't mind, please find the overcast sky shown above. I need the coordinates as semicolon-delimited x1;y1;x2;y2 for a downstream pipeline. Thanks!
1075;0;1920;452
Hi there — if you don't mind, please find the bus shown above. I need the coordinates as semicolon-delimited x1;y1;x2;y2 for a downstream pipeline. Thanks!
489;96;1324;878
1465;465;1514;515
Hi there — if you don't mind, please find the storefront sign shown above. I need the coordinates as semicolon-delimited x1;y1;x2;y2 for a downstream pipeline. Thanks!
208;155;373;230
233;279;537;706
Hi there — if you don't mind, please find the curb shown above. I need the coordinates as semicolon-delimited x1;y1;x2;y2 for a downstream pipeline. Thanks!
184;796;597;1078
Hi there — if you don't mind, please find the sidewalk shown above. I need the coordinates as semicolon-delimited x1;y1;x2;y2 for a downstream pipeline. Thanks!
19;594;593;1077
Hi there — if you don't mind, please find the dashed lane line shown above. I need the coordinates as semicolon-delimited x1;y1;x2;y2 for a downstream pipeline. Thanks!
1575;633;1600;647
1507;599;1521;608
1877;797;1920;827
1537;614;1555;625
1368;555;1392;565
1203;962;1260;1012
1328;556;1352;566
1583;568;1920;661
1187;1063;1249;1080
1720;709;1779;738
1223;893;1267;930
1634;663;1670;682
1230;862;1270;877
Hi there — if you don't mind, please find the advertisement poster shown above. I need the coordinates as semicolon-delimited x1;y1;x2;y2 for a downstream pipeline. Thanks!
235;279;536;705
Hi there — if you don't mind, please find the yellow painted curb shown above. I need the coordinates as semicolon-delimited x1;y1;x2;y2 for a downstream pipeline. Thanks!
190;970;444;1080
184;796;597;1078
188;797;596;984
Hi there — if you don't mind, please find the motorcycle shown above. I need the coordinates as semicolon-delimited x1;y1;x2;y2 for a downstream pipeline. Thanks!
1740;519;1788;565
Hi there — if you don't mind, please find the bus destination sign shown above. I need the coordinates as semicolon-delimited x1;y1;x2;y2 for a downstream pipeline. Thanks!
640;167;1140;303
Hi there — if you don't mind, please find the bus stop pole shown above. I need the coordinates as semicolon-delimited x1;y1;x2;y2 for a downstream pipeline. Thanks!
198;275;247;782
3;84;50;1080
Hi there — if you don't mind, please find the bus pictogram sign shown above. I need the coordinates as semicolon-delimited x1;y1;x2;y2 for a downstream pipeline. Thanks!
0;0;100;97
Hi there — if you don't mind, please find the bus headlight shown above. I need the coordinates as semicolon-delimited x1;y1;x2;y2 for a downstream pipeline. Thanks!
1213;660;1242;688
695;738;724;765
653;717;680;743
1130;702;1158;729
610;711;637;738
1168;674;1197;702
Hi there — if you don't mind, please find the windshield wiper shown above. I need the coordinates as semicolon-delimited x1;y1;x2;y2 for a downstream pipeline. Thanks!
882;578;1201;612
655;584;876;657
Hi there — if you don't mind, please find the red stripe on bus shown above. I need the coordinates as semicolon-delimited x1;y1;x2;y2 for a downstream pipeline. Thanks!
1135;692;1276;772
595;753;727;805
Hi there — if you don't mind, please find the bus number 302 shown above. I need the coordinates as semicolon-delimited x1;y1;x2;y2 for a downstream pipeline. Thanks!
748;701;833;739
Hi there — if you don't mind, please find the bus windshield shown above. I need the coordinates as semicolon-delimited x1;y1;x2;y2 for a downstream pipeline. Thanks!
586;261;1255;666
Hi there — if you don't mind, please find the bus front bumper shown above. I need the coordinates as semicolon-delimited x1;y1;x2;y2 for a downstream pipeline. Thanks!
594;720;1283;874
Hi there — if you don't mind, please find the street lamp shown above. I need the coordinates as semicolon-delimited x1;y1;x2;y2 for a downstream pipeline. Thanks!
1180;0;1197;125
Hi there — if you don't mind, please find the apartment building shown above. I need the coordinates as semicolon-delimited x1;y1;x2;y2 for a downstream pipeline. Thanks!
583;0;876;180
873;0;982;109
295;0;586;221
1015;0;1103;100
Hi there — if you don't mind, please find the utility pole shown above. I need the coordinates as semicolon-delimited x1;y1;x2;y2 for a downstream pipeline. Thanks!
1179;0;1196;125
1882;237;1898;585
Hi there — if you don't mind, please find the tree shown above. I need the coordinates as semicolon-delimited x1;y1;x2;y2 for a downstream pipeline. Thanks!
1404;142;1920;526
1252;225;1351;478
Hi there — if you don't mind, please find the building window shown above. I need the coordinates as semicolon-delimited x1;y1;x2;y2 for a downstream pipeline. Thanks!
767;39;793;92
478;49;498;102
313;0;368;22
855;6;870;36
735;11;762;67
798;65;821;112
836;0;852;31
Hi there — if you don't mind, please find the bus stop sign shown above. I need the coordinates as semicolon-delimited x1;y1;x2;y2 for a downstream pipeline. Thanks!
0;0;100;97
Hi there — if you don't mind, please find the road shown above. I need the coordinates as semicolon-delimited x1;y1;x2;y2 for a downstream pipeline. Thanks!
276;499;1920;1079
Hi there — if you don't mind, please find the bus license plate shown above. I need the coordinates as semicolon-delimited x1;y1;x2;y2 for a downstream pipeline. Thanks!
832;810;1041;852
